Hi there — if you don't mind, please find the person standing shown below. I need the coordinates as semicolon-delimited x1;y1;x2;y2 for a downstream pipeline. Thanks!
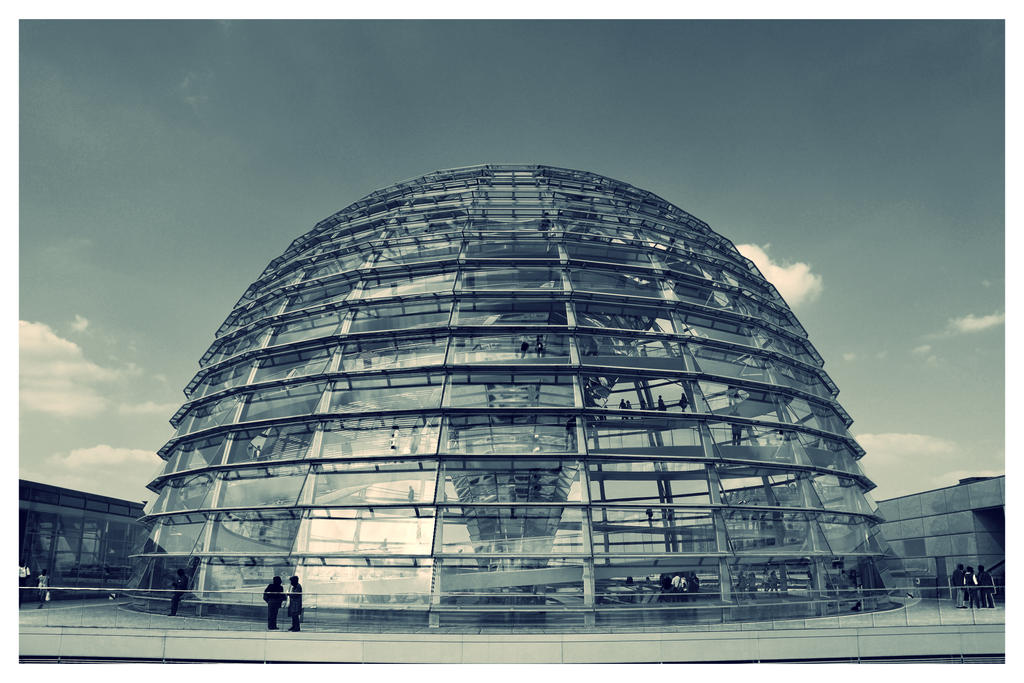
977;565;995;608
36;569;49;608
964;566;979;609
169;568;188;616
657;396;667;411
263;576;285;630
287;576;303;631
951;564;965;607
19;562;31;605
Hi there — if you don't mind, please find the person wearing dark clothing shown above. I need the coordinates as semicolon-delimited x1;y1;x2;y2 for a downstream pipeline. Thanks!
678;394;689;412
169;568;188;616
535;337;545;357
687;573;700;598
657;396;667;411
618;399;627;410
951;564;965;607
519;341;529;359
964;567;979;609
731;423;743;446
977;565;995;608
263;576;285;629
287;576;303;631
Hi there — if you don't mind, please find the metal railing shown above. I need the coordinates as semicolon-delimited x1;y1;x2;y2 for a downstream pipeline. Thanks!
18;584;1005;633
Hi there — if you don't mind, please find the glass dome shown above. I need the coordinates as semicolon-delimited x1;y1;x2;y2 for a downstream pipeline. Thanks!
130;165;893;629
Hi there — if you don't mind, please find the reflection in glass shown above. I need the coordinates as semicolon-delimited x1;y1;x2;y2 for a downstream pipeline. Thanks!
312;461;438;505
340;336;446;372
451;334;570;364
299;558;432;606
269;310;343;347
570;269;665;298
227;423;318;464
359;271;456;299
347;300;452;333
574;301;675;333
441;506;584;554
329;375;443;413
439;558;584;605
208;511;301;554
305;508;434;555
591;508;716;554
456;299;568;326
217;464;307;508
448;372;576;409
252;347;332;385
319;416;440;458
444;414;580;454
240;382;326;422
461;268;563;291
584;417;702;454
588;461;710;505
442;460;582;503
195;361;253;398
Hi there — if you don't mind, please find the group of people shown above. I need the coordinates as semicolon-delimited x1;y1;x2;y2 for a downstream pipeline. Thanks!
518;337;545;358
950;564;996;609
263;575;304;631
18;562;49;607
735;570;784;594
616;394;689;412
659;572;701;601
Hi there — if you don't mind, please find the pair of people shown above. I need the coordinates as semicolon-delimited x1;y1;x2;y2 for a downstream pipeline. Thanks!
263;575;303;631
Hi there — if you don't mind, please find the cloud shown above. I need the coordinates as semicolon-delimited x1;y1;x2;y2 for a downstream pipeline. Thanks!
118;401;178;416
20;320;119;417
178;70;213;113
70;314;89;332
842;352;857;362
911;344;931;355
35;444;158;501
735;243;823;307
857;433;956;456
946;312;1004;334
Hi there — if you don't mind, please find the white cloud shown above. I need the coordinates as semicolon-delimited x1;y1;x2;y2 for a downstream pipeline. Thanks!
70;314;89;332
19;320;119;417
735;243;823;307
857;433;956;456
842;352;857;362
947;311;1005;334
118;401;178;416
33;445;158;501
911;344;931;355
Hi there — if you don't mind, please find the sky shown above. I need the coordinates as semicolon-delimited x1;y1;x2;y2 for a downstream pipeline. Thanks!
18;20;1005;504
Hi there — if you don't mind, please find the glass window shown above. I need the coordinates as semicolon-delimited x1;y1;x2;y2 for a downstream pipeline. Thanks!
795;433;864;476
224;294;288;331
319;416;440;459
297;558;431;607
687;345;773;385
455;299;568;326
448;372;576;409
340;335;447;372
252;347;333;384
151;519;207;554
590;508;717;554
208;327;270;365
443;414;580;455
347;300;451;333
451;334;569;364
582;373;696;413
594;558;719;606
302;252;367;281
208;511;302;554
329;374;443;413
441;460;582;503
374;239;460;266
722;510;819;554
781;397;847;436
588;461;710;505
573;301;675;334
304;508;434;555
675;312;757;347
726;557;816;602
809;474;872;515
584;416;703;455
239;382;325;423
195;361;253;399
167;434;228;473
156;472;217;513
269;310;343;347
706;421;811;466
577;334;686;365
817;514;880;554
564;241;653;267
283;280;353;313
217;464;308;508
696;380;782;422
312;461;438;506
460;267;563;291
226;423;318;464
203;557;297;594
440;506;584;554
464;239;559;259
359;271;456;299
439;558;584;606
176;395;242;437
570;269;665;298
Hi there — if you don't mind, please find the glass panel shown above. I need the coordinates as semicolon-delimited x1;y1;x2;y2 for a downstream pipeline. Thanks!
157;472;217;513
455;298;568;326
577;334;686;368
226;423;318;464
781;396;848;435
810;474;873;515
595;558;720;606
373;239;460;266
203;557;296;593
722;510;816;554
312;461;438;505
590;508;717;554
588;461;710;505
460;267;563;291
304;509;434;555
676;312;758;348
696;380;783;421
195;361;252;398
301;252;367;280
167;434;228;473
584;416;703;455
269;310;343;346
217;464;308;508
347;300;452;333
796;433;864;476
817;515;879;554
150;519;206;554
707;421;810;466
464;239;560;259
329;375;443;413
440;506;584;554
225;294;287;331
319;416;440;458
448;372;575;409
570;269;665;298
442;460;583;503
359;271;456;299
208;511;301;554
339;335;447;372
283;280;353;313
727;557;816;601
176;395;242;436
564;241;653;266
297;558;431;606
688;345;773;385
252;347;333;384
582;373;697;413
573;301;675;333
209;328;270;364
439;558;584;606
451;334;570;364
444;414;580;455
240;382;325;423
